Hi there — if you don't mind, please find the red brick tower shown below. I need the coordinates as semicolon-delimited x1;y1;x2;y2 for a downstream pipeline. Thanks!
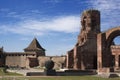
67;10;101;70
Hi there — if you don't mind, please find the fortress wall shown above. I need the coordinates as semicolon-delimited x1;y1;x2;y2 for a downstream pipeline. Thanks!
5;53;36;68
20;55;27;68
38;56;66;69
6;55;21;67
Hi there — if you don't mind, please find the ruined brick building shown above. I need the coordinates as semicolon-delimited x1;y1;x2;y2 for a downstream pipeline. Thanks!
66;10;120;73
0;38;66;69
0;9;120;73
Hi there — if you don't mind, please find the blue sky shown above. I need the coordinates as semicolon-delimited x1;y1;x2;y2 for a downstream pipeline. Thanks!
0;0;120;56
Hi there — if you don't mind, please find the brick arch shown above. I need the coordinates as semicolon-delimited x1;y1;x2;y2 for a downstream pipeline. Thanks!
105;27;120;39
105;27;120;48
97;27;120;72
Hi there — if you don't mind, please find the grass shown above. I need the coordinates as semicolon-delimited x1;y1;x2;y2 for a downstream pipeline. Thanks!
0;68;23;76
23;76;120;80
0;68;119;80
0;76;120;80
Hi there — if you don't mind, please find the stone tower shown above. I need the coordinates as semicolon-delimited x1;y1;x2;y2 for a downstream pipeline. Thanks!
67;10;101;70
24;38;45;56
77;10;100;46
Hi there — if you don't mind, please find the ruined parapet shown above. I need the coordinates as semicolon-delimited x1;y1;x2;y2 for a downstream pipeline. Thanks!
81;10;100;33
77;10;100;46
67;10;101;70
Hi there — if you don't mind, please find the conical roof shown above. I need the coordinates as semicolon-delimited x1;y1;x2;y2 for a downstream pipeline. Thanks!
24;38;45;51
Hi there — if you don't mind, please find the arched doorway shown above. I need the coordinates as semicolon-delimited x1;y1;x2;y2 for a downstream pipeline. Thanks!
104;27;120;70
97;27;120;72
106;29;120;48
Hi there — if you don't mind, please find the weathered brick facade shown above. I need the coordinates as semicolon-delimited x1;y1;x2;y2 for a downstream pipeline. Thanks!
67;10;100;70
66;10;120;73
0;9;120;72
97;27;120;73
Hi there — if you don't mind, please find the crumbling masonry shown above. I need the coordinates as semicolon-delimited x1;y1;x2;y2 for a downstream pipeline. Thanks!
66;10;120;73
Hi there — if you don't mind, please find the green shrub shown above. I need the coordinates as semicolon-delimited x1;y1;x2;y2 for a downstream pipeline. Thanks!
45;60;54;70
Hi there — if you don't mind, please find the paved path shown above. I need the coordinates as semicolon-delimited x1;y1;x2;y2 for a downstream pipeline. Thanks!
7;68;44;76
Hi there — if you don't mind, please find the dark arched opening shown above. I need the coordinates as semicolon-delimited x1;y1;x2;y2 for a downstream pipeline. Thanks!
105;29;120;68
106;30;120;48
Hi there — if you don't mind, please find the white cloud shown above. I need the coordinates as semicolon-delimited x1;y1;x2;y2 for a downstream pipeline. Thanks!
0;9;44;20
89;0;120;31
0;15;80;36
90;0;120;10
